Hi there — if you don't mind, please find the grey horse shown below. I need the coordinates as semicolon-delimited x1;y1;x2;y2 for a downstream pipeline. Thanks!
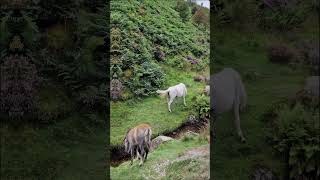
210;68;247;142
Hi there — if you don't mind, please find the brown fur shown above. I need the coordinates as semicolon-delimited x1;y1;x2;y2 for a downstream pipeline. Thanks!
124;123;152;166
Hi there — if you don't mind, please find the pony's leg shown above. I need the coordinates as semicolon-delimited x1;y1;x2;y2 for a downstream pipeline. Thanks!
136;147;141;160
168;98;174;112
138;145;145;166
144;147;149;162
233;103;246;142
130;148;134;165
183;95;186;106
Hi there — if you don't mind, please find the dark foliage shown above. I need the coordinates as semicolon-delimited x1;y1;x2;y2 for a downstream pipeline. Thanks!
0;55;40;120
154;47;165;61
263;100;320;180
266;43;295;63
258;0;309;31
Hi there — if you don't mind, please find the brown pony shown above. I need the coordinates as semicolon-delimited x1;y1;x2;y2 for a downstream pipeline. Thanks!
124;123;152;166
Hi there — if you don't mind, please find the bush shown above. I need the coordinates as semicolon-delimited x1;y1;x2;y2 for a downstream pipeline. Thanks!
192;94;210;119
192;8;209;28
175;0;191;22
259;0;308;31
127;62;165;96
212;0;258;28
266;43;295;63
266;103;320;180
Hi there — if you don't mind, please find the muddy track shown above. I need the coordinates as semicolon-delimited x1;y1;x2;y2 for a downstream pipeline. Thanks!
110;118;209;167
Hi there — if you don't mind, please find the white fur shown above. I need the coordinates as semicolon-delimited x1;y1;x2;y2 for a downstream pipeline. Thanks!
156;83;187;112
211;68;247;142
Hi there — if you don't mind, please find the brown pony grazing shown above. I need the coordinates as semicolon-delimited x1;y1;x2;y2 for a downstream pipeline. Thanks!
124;123;152;166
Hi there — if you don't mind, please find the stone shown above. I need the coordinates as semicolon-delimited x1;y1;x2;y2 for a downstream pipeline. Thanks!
151;136;173;150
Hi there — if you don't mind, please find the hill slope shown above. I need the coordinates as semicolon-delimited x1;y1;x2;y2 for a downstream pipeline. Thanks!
110;0;209;146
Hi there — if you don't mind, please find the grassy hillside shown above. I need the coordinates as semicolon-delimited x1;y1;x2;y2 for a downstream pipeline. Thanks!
110;0;210;179
110;0;209;146
111;65;208;146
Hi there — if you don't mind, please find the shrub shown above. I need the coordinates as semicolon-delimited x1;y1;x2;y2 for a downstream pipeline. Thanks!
192;8;209;28
266;43;295;63
259;0;308;31
127;62;165;96
192;94;210;119
212;0;258;28
175;0;191;22
266;103;320;180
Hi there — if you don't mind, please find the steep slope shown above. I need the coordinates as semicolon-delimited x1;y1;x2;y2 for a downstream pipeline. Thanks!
111;0;209;97
110;0;209;146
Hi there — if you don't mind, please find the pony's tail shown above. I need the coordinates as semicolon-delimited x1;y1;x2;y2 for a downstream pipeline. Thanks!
156;89;169;97
144;128;152;149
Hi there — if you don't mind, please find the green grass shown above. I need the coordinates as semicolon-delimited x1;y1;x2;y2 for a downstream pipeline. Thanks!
111;65;208;146
111;136;209;180
212;29;311;179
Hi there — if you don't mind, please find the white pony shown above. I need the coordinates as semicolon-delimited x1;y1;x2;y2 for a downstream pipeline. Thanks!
211;68;247;142
156;83;187;112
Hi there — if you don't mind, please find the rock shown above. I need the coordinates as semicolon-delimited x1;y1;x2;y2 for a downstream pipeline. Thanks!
187;115;197;123
304;76;319;97
151;136;173;150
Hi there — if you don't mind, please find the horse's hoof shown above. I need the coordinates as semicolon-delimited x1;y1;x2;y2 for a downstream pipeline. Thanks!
241;138;246;143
